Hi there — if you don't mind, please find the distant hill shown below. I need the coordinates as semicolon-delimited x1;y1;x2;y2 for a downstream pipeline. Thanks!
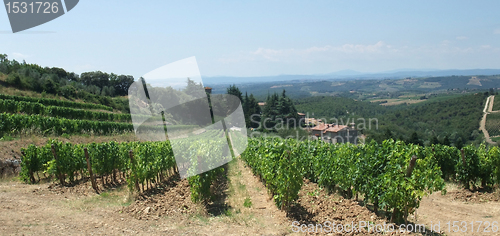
368;69;500;78
203;69;500;85
295;92;487;146
206;73;500;101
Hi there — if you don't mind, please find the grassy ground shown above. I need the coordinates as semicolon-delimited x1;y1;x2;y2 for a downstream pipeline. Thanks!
368;92;474;107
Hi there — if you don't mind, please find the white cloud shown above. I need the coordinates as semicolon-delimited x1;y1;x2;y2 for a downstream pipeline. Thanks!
337;41;388;53
213;41;500;76
494;29;500;35
250;41;391;62
441;40;451;46
11;52;31;60
456;36;468;40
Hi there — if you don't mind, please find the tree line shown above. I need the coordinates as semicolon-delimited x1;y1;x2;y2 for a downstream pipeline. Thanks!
226;85;301;133
0;54;131;112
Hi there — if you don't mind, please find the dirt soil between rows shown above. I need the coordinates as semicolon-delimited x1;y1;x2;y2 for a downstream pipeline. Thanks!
415;185;500;236
0;159;499;235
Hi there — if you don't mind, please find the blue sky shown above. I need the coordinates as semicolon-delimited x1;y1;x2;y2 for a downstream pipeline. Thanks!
1;0;500;78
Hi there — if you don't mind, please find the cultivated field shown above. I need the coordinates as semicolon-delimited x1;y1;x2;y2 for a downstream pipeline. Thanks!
0;85;499;235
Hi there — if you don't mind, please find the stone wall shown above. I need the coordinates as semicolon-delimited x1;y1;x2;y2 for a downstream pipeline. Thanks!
0;159;21;177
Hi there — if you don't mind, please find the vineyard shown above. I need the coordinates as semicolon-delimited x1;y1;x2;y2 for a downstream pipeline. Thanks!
486;112;500;137
3;7;500;233
0;87;499;233
0;98;132;122
20;129;233;203
0;93;113;111
493;96;500;111
242;137;500;222
0;112;197;136
18;132;500;224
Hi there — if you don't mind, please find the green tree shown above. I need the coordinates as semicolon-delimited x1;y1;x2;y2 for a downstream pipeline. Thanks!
80;71;110;89
183;77;205;98
227;84;243;102
442;135;451;146
430;136;439;145
261;93;279;131
0;54;7;63
261;90;299;131
6;72;21;87
42;77;58;94
455;137;464;150
246;93;261;128
277;90;299;128
384;128;393;140
408;132;422;146
109;74;134;96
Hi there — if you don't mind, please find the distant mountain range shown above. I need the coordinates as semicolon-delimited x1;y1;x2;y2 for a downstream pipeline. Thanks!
203;69;500;85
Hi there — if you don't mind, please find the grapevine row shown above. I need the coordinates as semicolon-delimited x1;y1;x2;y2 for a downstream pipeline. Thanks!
0;112;197;136
242;138;500;222
241;138;303;210
428;143;500;189
0;93;113;111
20;130;231;203
0;98;132;122
20;139;176;192
174;133;231;202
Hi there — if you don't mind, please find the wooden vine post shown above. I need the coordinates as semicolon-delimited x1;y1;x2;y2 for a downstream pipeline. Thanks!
51;144;65;185
406;155;418;178
460;149;466;167
84;147;98;192
113;164;117;184
129;150;140;192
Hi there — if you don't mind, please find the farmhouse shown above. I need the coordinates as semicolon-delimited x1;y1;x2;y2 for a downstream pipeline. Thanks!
311;123;329;137
326;124;358;144
311;123;358;144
